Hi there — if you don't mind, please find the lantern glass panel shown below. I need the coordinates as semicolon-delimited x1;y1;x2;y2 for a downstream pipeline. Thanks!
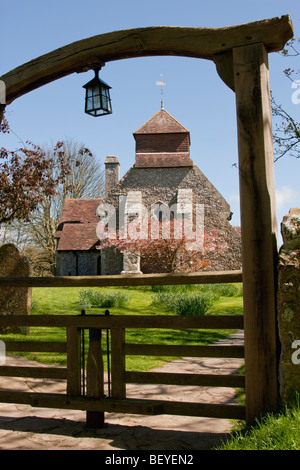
94;92;101;109
86;97;93;112
83;70;112;116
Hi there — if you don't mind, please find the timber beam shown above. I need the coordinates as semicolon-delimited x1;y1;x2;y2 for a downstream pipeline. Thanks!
0;15;293;104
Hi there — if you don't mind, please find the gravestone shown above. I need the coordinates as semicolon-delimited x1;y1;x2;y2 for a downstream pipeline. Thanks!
0;244;32;334
121;251;142;275
277;208;300;405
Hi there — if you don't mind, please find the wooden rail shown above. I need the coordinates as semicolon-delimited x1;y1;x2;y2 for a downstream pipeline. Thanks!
0;392;246;420
0;314;243;329
0;310;245;421
0;270;242;288
5;341;67;353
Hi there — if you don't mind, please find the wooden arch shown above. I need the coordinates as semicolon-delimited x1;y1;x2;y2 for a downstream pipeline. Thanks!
0;16;293;104
0;16;294;423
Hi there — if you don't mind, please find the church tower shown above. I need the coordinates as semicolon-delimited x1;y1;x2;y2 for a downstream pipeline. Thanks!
133;108;194;168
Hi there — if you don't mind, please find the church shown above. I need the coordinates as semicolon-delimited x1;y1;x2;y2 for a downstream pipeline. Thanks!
55;108;242;276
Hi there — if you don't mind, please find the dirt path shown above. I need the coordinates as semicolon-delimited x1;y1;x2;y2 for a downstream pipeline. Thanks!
0;332;244;450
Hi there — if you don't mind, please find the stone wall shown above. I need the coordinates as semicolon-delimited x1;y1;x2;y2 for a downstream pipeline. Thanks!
103;165;242;272
56;251;101;276
100;248;123;275
277;208;300;405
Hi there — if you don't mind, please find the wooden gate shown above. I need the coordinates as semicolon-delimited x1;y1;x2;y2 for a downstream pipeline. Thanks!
0;271;246;426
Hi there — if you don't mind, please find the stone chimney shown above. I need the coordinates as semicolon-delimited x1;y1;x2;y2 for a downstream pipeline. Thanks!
105;155;120;196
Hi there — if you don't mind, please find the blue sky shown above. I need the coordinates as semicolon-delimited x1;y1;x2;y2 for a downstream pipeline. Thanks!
1;0;299;244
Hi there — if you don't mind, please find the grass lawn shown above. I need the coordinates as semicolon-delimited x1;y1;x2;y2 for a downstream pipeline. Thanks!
216;404;300;450
4;284;300;451
3;285;243;371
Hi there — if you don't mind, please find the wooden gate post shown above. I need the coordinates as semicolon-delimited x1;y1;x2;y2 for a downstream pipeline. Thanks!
110;327;126;399
233;43;279;423
66;326;81;396
86;328;105;428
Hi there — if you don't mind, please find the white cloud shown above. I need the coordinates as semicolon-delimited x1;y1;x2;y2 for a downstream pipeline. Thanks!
276;186;298;211
228;188;298;215
229;193;240;203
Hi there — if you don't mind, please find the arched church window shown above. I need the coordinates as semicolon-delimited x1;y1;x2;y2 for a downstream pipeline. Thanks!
152;201;174;223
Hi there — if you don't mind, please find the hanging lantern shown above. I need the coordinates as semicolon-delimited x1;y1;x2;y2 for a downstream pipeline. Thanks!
83;68;112;117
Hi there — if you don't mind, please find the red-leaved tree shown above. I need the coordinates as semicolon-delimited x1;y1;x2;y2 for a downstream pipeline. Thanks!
99;217;227;273
0;116;71;224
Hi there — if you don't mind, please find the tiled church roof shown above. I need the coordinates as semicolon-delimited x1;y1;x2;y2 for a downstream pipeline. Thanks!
56;223;100;251
58;198;102;225
134;108;190;137
55;198;102;251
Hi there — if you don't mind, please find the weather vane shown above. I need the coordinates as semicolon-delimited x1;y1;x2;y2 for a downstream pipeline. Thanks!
156;74;166;109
